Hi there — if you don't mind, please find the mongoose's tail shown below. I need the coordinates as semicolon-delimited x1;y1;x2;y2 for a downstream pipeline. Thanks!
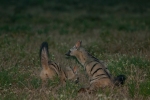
40;42;49;69
114;75;126;86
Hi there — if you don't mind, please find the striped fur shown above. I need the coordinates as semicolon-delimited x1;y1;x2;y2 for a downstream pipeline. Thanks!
40;42;79;87
66;41;126;93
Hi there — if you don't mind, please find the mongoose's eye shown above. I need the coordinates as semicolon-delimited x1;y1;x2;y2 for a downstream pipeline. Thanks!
73;46;78;50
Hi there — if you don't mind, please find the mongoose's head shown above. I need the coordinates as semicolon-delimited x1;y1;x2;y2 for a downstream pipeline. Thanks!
65;66;79;84
65;40;83;57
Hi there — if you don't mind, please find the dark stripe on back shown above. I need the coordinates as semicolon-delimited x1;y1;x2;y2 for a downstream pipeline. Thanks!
92;68;103;76
48;61;60;71
51;63;59;71
63;71;68;78
49;63;59;75
54;62;60;70
97;61;111;79
95;74;106;77
90;76;108;82
84;61;94;69
90;63;98;74
87;52;99;62
91;74;106;81
51;64;57;68
86;51;111;79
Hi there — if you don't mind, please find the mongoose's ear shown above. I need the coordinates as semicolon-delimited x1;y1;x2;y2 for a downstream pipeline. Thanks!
73;66;78;73
75;40;82;49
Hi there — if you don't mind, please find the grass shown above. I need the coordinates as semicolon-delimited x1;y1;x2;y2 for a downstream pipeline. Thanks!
0;0;150;99
107;55;150;99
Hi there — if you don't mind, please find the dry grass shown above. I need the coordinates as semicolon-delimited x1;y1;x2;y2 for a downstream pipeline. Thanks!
0;0;150;100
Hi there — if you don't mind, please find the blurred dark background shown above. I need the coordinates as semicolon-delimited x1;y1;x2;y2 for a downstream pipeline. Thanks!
0;0;149;34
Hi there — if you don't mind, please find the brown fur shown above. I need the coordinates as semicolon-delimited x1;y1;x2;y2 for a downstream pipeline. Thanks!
66;41;126;93
40;42;79;87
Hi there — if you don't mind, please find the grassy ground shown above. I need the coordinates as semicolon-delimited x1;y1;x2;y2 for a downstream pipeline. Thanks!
0;0;150;99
